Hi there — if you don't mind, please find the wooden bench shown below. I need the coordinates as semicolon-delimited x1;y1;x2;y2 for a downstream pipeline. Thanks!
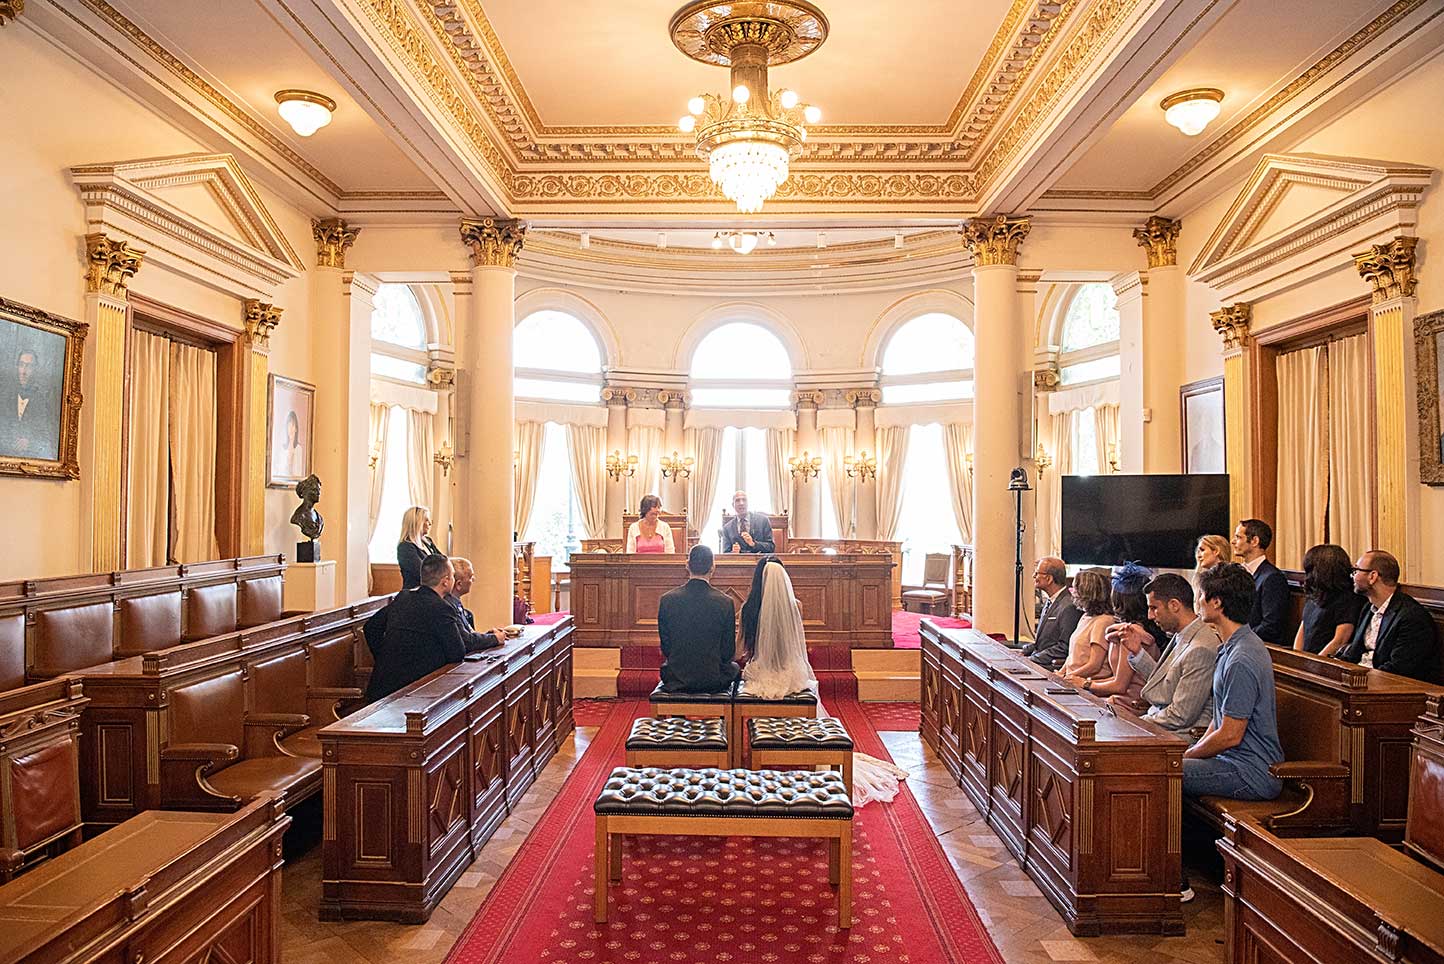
747;716;854;796
0;678;87;881
732;684;819;767
649;681;736;734
625;717;729;768
592;767;854;927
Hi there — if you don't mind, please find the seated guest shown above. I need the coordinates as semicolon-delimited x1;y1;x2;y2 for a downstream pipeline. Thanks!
657;545;741;693
625;494;675;553
1338;550;1439;681
1106;573;1221;734
1293;544;1364;657
396;505;442;590
366;555;473;702
1060;569;1113;681
445;556;507;652
1023;556;1081;668
1192;534;1232;608
1081;563;1161;700
722;490;775;554
1231;519;1288;644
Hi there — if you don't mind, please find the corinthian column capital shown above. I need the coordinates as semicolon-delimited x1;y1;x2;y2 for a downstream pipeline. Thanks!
0;2;24;27
313;218;361;269
1133;216;1181;269
460;217;527;268
1210;303;1252;354
84;233;145;300
1354;236;1418;304
242;300;283;353
961;214;1031;267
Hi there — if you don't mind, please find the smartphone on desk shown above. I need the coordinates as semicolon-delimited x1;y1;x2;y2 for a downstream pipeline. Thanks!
463;651;492;662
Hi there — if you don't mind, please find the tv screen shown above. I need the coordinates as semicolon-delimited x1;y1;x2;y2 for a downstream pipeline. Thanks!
1061;474;1229;569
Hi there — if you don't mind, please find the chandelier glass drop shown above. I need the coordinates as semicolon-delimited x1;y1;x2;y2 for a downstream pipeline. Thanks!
669;1;828;213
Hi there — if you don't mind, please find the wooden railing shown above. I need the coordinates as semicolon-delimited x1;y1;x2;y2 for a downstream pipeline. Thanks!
951;544;974;618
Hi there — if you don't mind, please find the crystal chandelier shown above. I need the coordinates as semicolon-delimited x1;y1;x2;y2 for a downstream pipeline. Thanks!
670;1;828;213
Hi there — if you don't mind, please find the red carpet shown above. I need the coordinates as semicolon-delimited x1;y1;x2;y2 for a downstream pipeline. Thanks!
445;697;1001;964
890;611;971;650
571;698;613;727
529;611;570;626
863;702;922;732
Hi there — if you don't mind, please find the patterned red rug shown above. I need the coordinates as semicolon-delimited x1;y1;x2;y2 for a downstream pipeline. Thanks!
445;698;1001;964
890;611;971;650
571;699;613;727
863;702;922;732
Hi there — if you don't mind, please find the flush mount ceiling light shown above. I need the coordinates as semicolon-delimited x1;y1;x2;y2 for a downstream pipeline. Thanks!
1160;87;1224;136
671;1;828;213
275;89;337;137
711;230;777;254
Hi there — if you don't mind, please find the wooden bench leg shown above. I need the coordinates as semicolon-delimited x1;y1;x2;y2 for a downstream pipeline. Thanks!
842;756;854;798
828;837;840;886
609;832;623;882
594;819;608;923
838;825;852;928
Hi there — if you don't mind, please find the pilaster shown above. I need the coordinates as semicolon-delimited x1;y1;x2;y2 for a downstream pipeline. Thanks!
1112;272;1145;474
1211;303;1254;524
1138;218;1184;473
241;299;282;554
847;389;880;540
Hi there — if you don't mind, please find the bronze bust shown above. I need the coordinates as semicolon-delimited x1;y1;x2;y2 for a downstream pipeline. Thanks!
291;475;324;560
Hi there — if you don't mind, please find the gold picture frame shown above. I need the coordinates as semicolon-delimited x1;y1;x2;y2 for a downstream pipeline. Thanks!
267;373;315;488
1416;308;1444;486
0;296;87;479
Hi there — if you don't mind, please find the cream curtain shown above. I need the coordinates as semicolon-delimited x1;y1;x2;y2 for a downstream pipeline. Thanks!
1093;403;1120;474
368;403;391;541
1328;334;1373;558
167;341;219;564
942;422;974;545
565;423;608;538
1275;346;1328;567
820;426;854;538
625;424;664;511
514;420;546;537
127;328;171;567
1041;410;1078;556
405;408;434;514
766;427;794;518
873;425;910;541
685;426;724;534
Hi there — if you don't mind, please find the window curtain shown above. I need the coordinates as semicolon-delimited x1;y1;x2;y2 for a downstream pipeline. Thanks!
167;341;220;564
368;403;391;541
514;420;546;537
1327;334;1372;557
127;328;171;567
766;427;794;518
873;425;910;541
1042;410;1078;557
685;426;724;533
942;422;974;545
565;423;608;538
405;408;434;514
820;426;854;539
1275;346;1328;567
1093;403;1120;474
625;424;664;510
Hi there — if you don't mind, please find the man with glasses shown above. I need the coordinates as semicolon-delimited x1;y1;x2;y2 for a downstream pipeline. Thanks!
1338;550;1439;682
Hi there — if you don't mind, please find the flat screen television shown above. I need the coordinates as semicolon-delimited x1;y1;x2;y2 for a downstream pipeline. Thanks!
1061;474;1229;569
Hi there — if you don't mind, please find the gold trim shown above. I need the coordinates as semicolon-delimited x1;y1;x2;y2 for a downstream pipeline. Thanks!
1416;309;1444;486
242;300;283;353
1354;236;1418;304
1158;87;1223;113
84;233;144;299
0;1;23;26
312;218;361;270
961;214;1031;266
1211;303;1252;353
0;296;87;482
460;217;527;268
1133;217;1181;269
274;88;337;112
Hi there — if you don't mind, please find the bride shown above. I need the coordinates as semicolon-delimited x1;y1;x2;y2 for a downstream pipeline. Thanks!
739;556;909;808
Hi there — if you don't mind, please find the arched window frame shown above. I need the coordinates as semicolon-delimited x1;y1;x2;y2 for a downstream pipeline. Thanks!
1055;282;1121;388
513;309;606;403
682;308;800;410
370;283;432;386
877;311;976;405
511;291;615;405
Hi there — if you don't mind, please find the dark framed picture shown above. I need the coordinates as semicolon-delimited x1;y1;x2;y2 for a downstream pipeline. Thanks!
0;296;86;479
267;374;314;488
1416;309;1444;486
1180;376;1225;474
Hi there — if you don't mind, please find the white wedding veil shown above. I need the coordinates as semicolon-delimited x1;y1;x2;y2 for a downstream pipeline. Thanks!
741;561;817;699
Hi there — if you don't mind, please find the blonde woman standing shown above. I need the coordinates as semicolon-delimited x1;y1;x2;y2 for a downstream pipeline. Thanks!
397;505;442;590
1192;535;1232;608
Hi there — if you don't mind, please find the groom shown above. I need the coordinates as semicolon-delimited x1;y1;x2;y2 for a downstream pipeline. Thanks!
657;545;741;693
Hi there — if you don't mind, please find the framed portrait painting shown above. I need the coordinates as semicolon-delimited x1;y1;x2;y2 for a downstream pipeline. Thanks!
0;296;86;479
1180;376;1226;475
1416;309;1444;485
267;374;314;488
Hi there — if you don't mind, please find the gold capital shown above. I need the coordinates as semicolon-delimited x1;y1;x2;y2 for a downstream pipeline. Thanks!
1210;303;1252;353
1033;364;1061;392
1354;236;1418;304
1133;216;1181;269
84;233;144;299
844;388;881;407
313;218;361;269
426;366;455;390
960;215;1031;267
242;299;283;352
459;217;527;268
794;390;822;409
0;1;23;26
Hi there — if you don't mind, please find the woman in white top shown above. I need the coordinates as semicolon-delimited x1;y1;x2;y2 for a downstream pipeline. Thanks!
624;494;675;554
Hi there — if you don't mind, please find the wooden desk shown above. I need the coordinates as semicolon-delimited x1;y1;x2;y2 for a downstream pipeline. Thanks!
788;539;903;609
568;553;893;649
920;621;1187;936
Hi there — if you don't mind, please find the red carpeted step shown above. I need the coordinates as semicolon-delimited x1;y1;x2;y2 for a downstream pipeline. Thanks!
890;610;971;649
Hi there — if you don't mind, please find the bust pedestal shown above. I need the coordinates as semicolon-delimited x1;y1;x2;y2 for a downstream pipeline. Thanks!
284;560;336;613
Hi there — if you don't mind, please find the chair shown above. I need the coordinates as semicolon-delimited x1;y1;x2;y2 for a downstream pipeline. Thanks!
901;553;951;614
552;569;570;612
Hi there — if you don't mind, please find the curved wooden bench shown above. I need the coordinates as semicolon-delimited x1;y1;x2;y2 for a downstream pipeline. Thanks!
1185;760;1352;837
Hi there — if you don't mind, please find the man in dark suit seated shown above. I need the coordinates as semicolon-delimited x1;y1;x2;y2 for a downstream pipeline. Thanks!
722;490;775;554
657;544;741;693
1231;518;1289;645
1338;550;1440;682
1023;556;1080;668
445;556;507;646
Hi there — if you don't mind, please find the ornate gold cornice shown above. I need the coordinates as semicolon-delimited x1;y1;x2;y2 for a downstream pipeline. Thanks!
313;218;361;269
84;233;144;299
1134;216;1181;269
1354;236;1418;304
0;1;23;26
961;215;1031;267
1210;303;1252;353
460;217;527;268
242;300;283;352
1033;365;1061;392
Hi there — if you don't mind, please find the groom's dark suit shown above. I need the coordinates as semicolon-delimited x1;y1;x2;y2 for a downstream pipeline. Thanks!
657;577;741;693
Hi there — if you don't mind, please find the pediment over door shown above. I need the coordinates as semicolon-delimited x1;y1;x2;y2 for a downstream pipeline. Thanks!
70;153;305;301
1188;153;1434;302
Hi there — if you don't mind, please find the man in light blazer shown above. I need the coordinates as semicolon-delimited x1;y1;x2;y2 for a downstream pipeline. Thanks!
1106;572;1221;735
1338;550;1439;682
1024;557;1081;669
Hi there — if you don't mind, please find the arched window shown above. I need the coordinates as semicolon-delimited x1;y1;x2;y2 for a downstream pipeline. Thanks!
689;321;792;409
370;283;429;385
1058;283;1120;386
514;310;604;402
879;313;975;404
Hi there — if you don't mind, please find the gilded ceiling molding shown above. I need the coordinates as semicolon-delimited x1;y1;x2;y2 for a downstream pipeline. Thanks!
1210;304;1251;353
961;215;1032;267
1133;217;1181;269
313;218;361;269
509;169;976;205
84;233;144;300
1354;236;1418;304
0;1;23;26
460;217;526;268
242;300;283;353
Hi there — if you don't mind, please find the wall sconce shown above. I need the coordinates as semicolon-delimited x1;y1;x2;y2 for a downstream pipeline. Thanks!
789;451;822;482
605;450;639;482
964;451;974;476
368;443;382;470
1106;443;1119;474
660;451;693;482
1034;444;1052;477
843;450;876;483
434;439;455;477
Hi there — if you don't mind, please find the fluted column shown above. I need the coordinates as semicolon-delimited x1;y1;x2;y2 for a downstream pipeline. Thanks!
1211;304;1254;524
241;299;283;554
1113;271;1146;473
458;217;525;626
849;390;879;539
793;391;821;537
962;215;1030;635
1136;217;1184;473
426;364;455;553
662;392;686;516
602;387;628;538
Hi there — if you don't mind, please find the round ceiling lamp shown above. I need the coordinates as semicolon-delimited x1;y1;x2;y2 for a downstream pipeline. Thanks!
275;89;337;137
1160;88;1224;136
712;230;776;254
670;1;829;213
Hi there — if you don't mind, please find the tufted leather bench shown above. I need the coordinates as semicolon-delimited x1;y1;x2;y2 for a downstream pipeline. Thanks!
593;767;853;927
748;717;854;795
649;680;737;736
732;683;819;767
625;717;729;769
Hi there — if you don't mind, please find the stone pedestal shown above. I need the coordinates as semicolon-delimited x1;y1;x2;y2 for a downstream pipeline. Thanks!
284;560;337;613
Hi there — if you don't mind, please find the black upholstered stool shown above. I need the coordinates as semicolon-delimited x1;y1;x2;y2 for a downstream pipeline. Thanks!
593;767;853;927
731;684;819;767
648;681;736;735
748;717;854;795
625;717;729;768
